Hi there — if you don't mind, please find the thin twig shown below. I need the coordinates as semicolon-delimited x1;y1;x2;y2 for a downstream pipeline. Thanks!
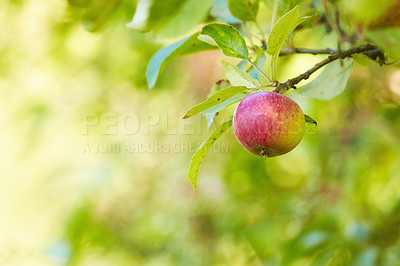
248;59;272;84
334;6;347;42
273;43;379;94
279;48;337;56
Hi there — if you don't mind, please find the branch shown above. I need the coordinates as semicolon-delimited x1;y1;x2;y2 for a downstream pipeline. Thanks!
273;43;380;94
280;48;337;56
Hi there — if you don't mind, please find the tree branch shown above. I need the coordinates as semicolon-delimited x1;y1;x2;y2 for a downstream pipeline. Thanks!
280;47;337;56
273;43;380;94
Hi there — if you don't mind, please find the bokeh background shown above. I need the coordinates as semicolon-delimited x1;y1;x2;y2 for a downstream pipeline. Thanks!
1;0;400;265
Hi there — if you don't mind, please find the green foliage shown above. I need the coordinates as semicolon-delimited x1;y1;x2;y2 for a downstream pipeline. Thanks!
146;32;216;88
66;204;116;260
228;0;259;21
298;59;354;100
188;118;233;190
68;0;123;31
352;53;370;66
155;0;214;37
200;81;248;127
267;4;317;79
262;0;304;13
126;0;188;36
183;86;249;119
366;28;400;63
6;0;400;265
199;23;249;59
222;60;259;87
126;0;214;37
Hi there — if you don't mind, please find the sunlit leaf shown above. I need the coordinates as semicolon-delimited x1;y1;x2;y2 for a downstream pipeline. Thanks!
262;0;304;14
202;93;246;127
297;59;354;100
222;60;259;87
126;0;187;33
199;80;246;127
228;0;259;21
154;0;214;37
125;0;151;31
199;23;249;59
267;5;312;56
183;86;248;119
188;118;233;190
267;5;317;77
146;32;216;88
202;94;245;115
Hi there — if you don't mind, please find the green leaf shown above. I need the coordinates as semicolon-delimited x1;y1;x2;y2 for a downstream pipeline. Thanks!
222;60;259;87
125;0;152;31
228;0;259;21
199;23;249;59
183;86;248;119
352;53;370;66
304;114;317;125
267;5;317;77
202;94;245;115
297;9;320;29
69;0;122;32
188;118;233;190
199;81;246;127
126;0;188;34
297;59;354;100
146;32;216;88
201;96;241;128
267;5;309;55
201;93;246;127
262;0;304;14
154;0;214;38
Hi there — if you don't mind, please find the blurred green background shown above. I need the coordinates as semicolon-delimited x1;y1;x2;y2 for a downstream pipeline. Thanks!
1;0;400;265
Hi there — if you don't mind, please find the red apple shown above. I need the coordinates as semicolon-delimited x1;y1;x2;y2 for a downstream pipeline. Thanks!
233;91;305;157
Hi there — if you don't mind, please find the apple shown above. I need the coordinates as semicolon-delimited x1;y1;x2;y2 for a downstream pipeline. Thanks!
233;91;305;157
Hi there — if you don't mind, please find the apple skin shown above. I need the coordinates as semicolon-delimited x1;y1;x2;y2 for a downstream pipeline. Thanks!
233;91;305;157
